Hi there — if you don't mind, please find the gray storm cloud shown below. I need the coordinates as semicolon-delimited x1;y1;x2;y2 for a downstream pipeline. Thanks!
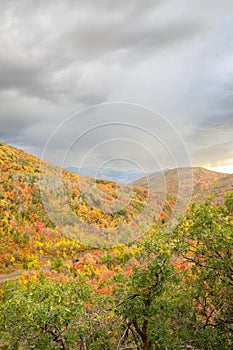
0;0;232;170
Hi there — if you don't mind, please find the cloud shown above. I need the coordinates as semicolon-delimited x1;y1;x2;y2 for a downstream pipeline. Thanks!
0;0;232;171
0;0;205;101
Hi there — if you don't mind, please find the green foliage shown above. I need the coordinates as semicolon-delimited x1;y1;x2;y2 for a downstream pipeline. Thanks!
0;278;90;349
173;195;233;349
23;254;40;270
114;234;178;349
225;190;233;214
51;257;64;272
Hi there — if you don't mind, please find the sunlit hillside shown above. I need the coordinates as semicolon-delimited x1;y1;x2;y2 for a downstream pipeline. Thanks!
134;167;233;202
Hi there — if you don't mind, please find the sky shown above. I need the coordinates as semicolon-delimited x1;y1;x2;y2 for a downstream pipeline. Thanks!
0;0;233;173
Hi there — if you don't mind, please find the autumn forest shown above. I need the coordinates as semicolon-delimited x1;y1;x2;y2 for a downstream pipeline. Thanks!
0;141;232;349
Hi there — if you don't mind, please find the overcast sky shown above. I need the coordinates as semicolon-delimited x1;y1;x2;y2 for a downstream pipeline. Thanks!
0;0;233;173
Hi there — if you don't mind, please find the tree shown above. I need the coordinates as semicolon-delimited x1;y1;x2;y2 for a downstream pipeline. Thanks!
173;193;233;349
0;277;91;349
113;230;180;350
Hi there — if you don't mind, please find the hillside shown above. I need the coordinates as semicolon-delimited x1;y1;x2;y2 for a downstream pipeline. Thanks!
134;167;233;202
0;141;81;272
0;141;165;272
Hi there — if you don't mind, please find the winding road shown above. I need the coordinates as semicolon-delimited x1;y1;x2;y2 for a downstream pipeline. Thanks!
0;267;51;283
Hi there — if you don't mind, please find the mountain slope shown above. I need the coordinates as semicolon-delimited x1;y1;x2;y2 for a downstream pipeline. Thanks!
134;167;233;201
0;142;81;271
0;142;160;271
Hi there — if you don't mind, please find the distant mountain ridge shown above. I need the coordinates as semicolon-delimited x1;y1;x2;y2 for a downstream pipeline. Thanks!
134;167;233;202
67;166;161;184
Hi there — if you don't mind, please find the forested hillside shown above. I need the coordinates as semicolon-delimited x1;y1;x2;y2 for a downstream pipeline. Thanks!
134;167;233;201
0;141;169;272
